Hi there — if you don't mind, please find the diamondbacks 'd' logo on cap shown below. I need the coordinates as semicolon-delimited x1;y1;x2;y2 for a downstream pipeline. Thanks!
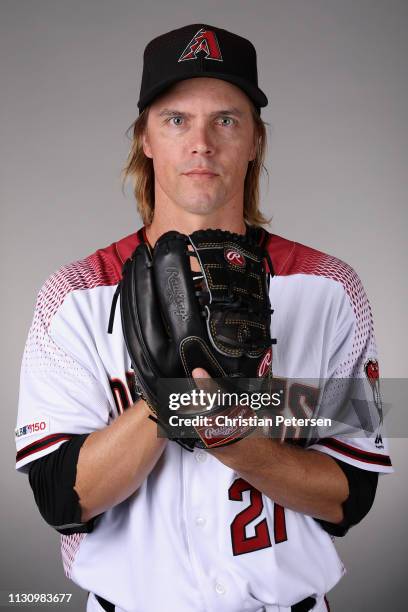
179;27;223;62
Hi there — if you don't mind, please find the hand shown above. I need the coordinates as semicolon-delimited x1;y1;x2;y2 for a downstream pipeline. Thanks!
192;368;260;454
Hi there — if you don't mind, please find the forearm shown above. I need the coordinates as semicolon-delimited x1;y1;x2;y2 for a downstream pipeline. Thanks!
75;400;166;522
210;436;349;523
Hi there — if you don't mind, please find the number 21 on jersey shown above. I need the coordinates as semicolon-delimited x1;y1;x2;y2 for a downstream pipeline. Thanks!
229;478;287;556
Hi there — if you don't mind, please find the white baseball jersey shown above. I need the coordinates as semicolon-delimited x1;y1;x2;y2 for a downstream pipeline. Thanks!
15;230;393;612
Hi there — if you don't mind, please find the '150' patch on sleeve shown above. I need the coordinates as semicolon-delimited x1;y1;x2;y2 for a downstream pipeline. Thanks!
15;418;50;440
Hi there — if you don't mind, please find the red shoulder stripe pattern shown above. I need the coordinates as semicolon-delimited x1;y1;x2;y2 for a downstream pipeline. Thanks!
35;231;140;330
266;234;376;377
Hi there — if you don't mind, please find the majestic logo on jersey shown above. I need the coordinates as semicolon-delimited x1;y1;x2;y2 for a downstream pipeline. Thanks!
375;432;384;449
166;267;191;322
178;28;223;62
224;248;246;268
257;347;272;377
365;358;379;384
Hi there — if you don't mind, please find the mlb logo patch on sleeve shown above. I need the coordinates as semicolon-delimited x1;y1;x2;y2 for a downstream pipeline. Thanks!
15;417;50;439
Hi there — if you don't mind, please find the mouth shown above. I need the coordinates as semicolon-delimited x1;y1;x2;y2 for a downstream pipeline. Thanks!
183;167;218;178
183;170;219;178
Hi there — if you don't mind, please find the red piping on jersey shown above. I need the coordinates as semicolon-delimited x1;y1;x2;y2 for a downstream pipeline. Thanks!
16;434;73;463
316;438;392;467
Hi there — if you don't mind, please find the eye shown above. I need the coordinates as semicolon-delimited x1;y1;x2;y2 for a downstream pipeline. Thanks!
169;116;184;126
218;116;235;127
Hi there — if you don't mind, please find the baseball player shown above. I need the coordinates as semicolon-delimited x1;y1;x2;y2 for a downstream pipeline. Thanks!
15;24;393;612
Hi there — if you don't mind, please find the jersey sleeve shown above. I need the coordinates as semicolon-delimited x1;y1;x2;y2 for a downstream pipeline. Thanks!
308;266;393;473
15;266;113;474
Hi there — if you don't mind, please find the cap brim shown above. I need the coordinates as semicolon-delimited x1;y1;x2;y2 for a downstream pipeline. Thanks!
138;73;268;113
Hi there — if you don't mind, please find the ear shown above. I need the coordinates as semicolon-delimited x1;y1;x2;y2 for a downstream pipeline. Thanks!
142;130;153;159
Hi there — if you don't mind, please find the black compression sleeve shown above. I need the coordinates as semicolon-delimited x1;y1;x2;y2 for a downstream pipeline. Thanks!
315;458;379;537
28;434;102;535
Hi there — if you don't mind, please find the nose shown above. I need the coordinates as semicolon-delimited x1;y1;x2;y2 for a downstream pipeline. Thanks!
190;122;215;156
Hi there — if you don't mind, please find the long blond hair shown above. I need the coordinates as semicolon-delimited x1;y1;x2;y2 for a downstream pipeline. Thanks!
122;103;270;226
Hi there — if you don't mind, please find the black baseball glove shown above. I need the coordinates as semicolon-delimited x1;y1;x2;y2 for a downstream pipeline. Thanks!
109;227;275;449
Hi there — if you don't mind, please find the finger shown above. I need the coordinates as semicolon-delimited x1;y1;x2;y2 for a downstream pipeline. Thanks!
192;368;210;379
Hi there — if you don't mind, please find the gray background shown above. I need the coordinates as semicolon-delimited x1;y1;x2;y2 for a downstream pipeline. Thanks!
1;0;407;610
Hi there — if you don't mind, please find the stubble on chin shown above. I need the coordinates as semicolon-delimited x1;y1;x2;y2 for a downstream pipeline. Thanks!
175;192;225;216
181;201;223;216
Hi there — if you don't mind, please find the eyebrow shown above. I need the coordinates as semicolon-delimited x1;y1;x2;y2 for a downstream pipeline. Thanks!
157;107;244;118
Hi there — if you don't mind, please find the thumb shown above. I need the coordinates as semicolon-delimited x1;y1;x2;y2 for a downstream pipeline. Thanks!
192;368;210;379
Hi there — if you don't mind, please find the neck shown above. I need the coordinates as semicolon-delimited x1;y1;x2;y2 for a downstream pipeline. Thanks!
145;197;247;247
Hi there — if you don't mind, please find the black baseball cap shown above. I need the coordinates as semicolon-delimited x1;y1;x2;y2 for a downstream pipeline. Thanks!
137;24;268;114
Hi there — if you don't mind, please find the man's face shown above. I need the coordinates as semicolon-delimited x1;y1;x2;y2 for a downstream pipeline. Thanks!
142;77;257;216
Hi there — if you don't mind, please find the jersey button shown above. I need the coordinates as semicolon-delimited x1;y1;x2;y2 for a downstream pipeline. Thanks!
215;582;226;595
195;516;206;527
195;451;207;463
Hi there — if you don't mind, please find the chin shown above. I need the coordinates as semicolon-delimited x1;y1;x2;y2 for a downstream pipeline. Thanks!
177;197;224;216
185;202;223;216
